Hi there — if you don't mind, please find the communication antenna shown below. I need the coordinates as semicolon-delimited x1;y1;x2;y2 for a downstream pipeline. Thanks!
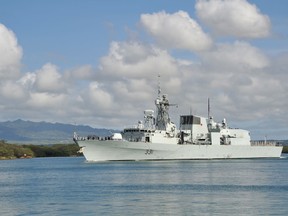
208;98;210;119
157;74;161;97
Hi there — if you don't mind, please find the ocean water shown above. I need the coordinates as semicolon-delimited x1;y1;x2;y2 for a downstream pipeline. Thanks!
0;156;288;216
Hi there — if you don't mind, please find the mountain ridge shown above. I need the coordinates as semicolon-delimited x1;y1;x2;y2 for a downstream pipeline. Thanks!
0;119;117;144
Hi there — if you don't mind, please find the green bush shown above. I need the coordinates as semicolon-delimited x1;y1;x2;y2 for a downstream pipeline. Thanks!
0;141;81;159
0;140;34;159
282;146;288;153
22;143;82;157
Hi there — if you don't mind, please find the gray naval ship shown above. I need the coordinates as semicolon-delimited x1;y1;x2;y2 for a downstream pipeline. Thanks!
74;86;283;162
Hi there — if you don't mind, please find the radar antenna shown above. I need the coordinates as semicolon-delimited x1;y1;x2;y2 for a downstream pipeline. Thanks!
157;74;161;97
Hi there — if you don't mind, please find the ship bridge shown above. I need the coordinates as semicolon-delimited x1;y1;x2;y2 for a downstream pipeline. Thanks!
179;115;209;144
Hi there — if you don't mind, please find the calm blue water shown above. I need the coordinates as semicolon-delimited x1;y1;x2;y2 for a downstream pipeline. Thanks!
1;156;288;216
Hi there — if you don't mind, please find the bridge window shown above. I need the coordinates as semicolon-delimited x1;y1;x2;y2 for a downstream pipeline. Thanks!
181;115;201;125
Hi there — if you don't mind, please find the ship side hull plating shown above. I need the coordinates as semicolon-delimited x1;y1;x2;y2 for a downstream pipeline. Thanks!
76;140;283;162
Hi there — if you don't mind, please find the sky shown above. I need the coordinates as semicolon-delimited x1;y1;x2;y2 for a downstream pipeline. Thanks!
0;0;288;140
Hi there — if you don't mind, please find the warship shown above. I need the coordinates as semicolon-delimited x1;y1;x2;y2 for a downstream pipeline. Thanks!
74;83;282;162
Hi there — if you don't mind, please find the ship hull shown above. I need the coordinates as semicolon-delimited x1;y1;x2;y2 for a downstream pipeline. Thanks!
76;140;283;162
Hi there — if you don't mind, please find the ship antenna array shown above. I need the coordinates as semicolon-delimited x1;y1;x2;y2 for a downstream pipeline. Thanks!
208;98;210;119
157;74;161;97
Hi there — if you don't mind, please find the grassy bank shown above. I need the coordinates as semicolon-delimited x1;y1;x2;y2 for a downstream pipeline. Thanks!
0;140;82;159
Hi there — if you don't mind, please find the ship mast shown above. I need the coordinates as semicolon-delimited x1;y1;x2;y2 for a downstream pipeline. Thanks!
155;74;170;130
157;74;161;97
208;98;210;119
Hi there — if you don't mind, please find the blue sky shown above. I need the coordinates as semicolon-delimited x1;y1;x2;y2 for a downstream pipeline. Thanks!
1;0;194;70
0;0;288;139
2;0;287;70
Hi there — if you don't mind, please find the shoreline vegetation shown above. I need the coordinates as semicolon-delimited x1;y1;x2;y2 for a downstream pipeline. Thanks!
0;140;287;160
0;140;82;160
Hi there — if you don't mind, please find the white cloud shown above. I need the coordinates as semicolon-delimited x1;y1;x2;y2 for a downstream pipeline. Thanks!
99;41;179;79
201;41;270;71
140;10;212;51
196;0;271;38
86;82;113;110
0;23;22;79
34;63;67;93
111;79;153;103
65;65;94;80
0;81;28;101
17;72;36;88
108;41;153;64
27;92;67;109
